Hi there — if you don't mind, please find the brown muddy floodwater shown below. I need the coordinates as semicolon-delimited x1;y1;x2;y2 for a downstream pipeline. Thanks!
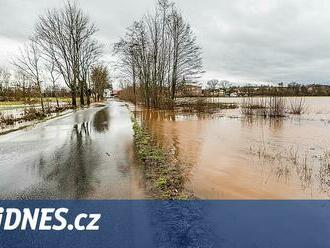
135;97;330;199
0;100;145;199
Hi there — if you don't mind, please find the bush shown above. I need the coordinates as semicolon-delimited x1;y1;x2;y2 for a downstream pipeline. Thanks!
268;96;286;117
289;97;306;115
241;96;286;118
22;108;45;121
0;113;15;126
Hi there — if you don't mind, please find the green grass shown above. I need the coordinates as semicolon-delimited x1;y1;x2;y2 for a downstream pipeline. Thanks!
0;97;74;108
44;97;73;103
0;101;25;106
132;118;190;199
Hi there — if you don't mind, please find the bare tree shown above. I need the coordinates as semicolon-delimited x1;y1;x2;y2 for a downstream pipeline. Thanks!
79;39;103;105
207;79;219;94
219;80;232;92
0;68;11;97
14;70;31;102
90;65;110;101
0;67;3;94
167;7;203;100
0;67;4;96
114;0;203;108
35;1;100;107
13;39;45;114
46;60;60;108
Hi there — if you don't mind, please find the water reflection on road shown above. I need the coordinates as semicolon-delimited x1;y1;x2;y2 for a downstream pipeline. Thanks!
0;100;145;199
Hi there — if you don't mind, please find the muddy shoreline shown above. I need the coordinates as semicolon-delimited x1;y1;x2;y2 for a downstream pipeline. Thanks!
132;117;192;199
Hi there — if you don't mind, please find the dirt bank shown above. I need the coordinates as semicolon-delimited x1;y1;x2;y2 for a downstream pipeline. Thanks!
132;118;192;199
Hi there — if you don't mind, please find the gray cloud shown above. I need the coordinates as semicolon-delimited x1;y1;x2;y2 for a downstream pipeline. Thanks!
1;0;330;84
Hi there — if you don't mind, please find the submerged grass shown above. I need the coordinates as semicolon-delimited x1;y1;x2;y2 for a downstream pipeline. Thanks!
241;96;286;117
132;118;191;199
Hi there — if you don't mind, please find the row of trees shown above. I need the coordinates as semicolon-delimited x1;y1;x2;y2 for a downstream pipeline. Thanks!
0;68;13;98
235;84;330;97
114;0;203;108
7;1;110;112
204;80;330;97
90;65;111;101
206;79;232;95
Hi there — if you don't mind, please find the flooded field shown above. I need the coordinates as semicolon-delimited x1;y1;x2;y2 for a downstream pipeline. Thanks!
0;102;68;119
135;97;330;199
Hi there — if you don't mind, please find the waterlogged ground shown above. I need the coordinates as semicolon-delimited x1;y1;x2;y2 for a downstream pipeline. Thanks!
135;97;330;199
0;101;69;119
1;97;330;199
0;100;145;199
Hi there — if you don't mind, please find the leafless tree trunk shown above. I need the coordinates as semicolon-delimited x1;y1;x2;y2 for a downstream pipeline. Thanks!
13;39;45;114
90;64;111;101
0;68;11;98
35;1;101;107
46;60;60;109
167;8;203;100
15;70;30;102
79;40;103;105
114;0;203;108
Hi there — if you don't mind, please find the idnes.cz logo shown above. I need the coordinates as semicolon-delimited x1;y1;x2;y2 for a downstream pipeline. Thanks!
0;207;101;231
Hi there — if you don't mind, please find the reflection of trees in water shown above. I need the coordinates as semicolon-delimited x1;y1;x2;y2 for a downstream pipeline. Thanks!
316;153;330;195
136;109;202;183
135;109;214;123
242;116;330;196
32;121;101;199
250;141;330;197
93;107;110;133
241;116;284;131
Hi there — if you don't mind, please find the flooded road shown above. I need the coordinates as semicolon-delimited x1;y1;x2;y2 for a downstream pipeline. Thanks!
0;100;146;199
2;96;330;199
135;97;330;199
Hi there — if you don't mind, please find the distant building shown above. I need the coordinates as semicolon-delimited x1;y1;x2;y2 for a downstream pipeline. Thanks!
177;84;203;97
103;89;112;98
205;89;226;97
218;89;225;96
112;90;121;97
103;83;114;98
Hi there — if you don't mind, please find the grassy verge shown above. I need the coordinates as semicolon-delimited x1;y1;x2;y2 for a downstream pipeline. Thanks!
132;118;191;199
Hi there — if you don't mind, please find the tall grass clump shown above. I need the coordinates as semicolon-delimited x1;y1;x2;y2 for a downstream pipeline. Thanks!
288;97;306;115
268;96;286;117
175;98;237;113
241;97;267;116
241;96;287;118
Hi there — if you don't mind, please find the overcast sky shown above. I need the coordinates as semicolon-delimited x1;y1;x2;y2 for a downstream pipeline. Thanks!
1;0;330;84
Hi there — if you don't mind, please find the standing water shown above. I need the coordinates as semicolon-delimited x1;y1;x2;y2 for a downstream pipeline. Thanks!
135;97;330;199
0;100;146;199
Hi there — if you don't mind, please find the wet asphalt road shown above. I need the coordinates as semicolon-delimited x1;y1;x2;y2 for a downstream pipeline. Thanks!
0;100;146;199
